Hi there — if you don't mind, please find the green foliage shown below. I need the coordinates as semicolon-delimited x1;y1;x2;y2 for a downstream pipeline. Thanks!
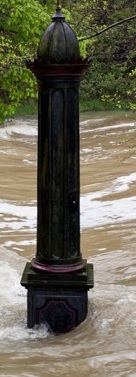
0;0;136;123
14;102;38;117
0;0;50;122
64;0;136;111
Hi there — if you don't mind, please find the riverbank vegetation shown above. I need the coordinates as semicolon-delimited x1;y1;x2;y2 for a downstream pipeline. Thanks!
0;0;136;123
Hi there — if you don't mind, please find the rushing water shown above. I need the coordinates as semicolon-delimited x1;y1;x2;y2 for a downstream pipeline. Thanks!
0;111;136;377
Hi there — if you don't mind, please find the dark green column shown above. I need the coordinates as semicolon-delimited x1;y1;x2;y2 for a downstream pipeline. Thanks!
33;76;84;270
21;5;94;333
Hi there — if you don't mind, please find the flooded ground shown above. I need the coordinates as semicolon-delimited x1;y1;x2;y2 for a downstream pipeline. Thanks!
0;111;136;377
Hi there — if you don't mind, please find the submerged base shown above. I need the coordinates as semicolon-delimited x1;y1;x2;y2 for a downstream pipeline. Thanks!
21;261;94;334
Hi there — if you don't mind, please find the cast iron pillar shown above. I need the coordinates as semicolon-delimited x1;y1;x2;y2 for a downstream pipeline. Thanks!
21;4;94;334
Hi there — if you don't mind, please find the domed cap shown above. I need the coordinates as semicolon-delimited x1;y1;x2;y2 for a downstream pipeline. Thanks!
37;7;80;62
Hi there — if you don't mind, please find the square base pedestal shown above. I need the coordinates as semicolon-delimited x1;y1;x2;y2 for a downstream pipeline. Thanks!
21;261;94;334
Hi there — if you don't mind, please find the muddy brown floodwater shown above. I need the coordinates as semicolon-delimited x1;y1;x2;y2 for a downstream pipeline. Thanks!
0;111;136;377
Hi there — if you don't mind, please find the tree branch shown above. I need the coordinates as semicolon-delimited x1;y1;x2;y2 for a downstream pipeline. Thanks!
78;15;136;42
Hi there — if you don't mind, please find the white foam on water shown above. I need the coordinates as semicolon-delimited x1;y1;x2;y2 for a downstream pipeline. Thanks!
88;350;136;368
0;247;136;356
0;258;27;343
0;172;136;232
80;117;107;126
81;172;136;228
0;201;36;231
0;323;49;342
22;159;35;165
80;121;135;133
5;239;36;247
0;247;49;342
0;123;37;140
0;117;136;348
0;149;18;156
0;118;134;143
81;195;136;228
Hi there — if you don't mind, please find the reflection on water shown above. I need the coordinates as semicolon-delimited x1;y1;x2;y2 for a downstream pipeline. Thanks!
0;111;136;377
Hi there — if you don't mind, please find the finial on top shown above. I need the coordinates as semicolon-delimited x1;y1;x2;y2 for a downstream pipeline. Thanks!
56;0;61;9
53;0;64;20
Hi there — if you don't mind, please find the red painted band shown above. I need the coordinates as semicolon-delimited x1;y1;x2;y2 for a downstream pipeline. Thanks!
31;258;85;273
